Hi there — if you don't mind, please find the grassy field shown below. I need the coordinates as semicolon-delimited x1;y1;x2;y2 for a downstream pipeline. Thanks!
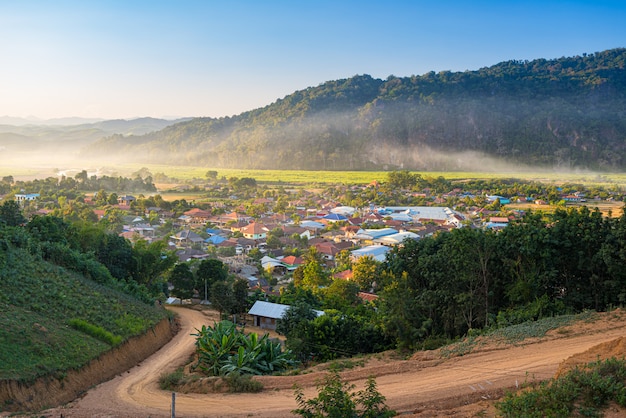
3;159;626;187
506;200;625;217
111;163;626;186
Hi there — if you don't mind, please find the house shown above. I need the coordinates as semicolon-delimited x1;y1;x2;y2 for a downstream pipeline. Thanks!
280;255;304;270
240;222;269;240
354;228;398;244
117;195;136;206
183;208;212;225
14;193;40;202
375;231;419;246
170;229;205;247
334;269;353;280
350;244;391;262
315;241;353;261
358;292;379;303
248;300;323;330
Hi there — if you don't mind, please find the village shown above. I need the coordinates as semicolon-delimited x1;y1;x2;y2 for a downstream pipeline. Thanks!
10;171;622;324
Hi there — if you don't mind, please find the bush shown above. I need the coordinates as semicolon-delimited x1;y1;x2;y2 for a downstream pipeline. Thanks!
293;372;395;418
222;372;264;393
497;357;626;417
159;368;184;390
68;318;123;346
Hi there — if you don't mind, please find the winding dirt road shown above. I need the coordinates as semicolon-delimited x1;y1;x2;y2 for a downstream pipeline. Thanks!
44;307;626;417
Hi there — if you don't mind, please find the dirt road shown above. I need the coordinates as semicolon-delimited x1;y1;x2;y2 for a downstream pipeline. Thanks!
42;307;626;417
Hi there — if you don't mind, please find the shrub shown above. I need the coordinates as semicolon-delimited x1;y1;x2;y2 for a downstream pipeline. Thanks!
159;368;184;390
68;318;123;346
222;372;264;393
293;372;395;418
497;357;626;417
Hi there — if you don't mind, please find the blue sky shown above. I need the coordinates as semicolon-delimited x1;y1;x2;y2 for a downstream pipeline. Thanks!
0;0;624;120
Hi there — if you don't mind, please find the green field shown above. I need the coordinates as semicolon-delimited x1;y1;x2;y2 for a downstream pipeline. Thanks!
3;159;626;187
113;163;626;187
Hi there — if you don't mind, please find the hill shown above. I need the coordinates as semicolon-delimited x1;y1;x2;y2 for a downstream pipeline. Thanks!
0;229;168;384
82;48;626;171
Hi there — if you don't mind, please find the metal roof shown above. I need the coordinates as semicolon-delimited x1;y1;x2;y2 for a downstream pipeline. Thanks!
248;300;324;319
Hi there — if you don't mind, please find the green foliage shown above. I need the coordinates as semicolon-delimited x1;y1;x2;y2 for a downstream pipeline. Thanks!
381;206;626;348
169;262;196;299
497;357;626;417
158;368;185;391
69;318;123;346
222;371;264;393
293;372;395;418
192;321;297;376
0;217;167;382
495;295;567;328
0;200;26;226
279;305;392;363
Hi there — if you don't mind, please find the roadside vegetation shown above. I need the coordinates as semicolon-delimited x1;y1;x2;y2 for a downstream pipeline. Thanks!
0;200;170;383
497;357;626;417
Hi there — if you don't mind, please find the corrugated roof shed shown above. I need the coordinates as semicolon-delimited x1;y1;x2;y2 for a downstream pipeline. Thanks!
248;300;324;319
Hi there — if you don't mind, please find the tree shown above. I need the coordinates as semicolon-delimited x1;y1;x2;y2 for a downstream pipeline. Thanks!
299;247;329;290
196;258;229;298
205;170;218;180
352;256;379;291
210;280;234;318
0;200;26;227
323;279;360;310
231;278;250;320
169;263;196;300
276;301;318;338
132;239;176;285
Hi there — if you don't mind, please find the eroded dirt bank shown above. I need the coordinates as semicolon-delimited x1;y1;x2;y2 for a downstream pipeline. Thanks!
0;315;178;413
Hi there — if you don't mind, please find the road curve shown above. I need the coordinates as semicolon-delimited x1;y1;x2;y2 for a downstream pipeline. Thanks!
44;308;626;417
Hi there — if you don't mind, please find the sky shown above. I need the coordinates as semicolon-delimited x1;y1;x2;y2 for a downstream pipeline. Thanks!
0;0;625;121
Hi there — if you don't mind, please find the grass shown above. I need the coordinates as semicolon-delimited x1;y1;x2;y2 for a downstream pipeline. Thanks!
440;311;597;358
497;357;626;417
97;163;626;186
0;245;167;382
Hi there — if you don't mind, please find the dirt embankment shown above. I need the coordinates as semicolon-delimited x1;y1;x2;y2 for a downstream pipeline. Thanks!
0;315;178;413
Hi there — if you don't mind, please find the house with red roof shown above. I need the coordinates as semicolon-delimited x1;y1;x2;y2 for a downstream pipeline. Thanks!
241;222;269;240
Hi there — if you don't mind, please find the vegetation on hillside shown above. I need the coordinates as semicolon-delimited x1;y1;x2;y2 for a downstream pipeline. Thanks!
0;201;171;382
85;49;626;171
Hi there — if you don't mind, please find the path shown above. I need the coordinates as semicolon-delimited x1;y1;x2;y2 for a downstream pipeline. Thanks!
41;308;626;417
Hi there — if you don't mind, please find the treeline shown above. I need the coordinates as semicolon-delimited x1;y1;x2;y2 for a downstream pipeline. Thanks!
378;206;626;349
0;172;156;197
0;200;175;304
84;49;626;170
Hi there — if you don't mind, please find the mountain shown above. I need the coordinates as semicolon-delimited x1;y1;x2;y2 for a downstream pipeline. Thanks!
48;50;626;170
0;117;191;164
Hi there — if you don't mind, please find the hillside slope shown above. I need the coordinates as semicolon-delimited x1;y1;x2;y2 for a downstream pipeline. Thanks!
84;48;626;171
0;239;167;383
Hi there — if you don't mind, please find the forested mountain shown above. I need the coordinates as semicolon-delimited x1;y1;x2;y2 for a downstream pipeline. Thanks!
84;49;625;170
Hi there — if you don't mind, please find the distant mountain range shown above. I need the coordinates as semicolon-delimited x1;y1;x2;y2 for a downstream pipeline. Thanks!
2;49;626;171
0;117;191;162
